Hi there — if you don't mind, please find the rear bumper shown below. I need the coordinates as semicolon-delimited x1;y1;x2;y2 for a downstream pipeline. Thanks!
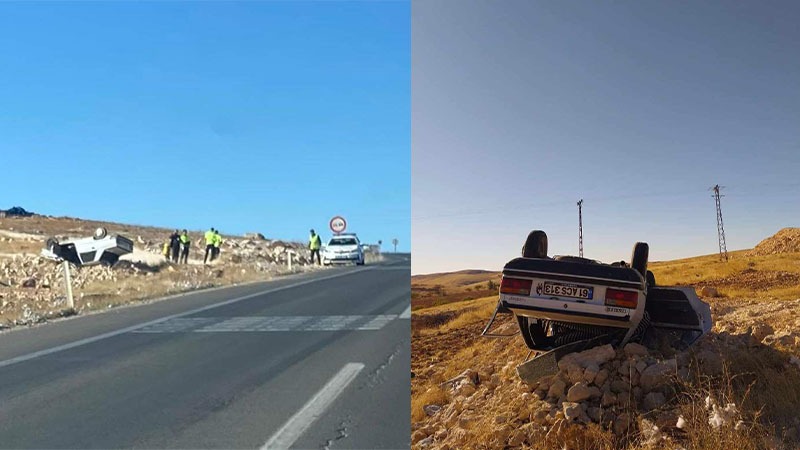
504;300;633;329
501;257;646;329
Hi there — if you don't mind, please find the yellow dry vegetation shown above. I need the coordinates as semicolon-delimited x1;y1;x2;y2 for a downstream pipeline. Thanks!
412;270;501;289
650;250;800;300
412;248;800;449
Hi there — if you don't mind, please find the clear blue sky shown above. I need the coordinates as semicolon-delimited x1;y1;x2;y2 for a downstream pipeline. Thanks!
413;0;800;274
0;1;409;251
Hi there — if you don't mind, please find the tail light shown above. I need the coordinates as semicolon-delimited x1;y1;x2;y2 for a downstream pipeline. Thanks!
605;288;638;308
500;277;533;295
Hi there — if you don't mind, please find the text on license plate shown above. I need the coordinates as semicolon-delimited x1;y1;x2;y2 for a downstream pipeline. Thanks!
542;282;593;300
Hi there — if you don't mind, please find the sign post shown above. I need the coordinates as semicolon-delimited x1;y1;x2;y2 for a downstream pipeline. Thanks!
392;238;399;253
62;260;74;310
329;216;347;235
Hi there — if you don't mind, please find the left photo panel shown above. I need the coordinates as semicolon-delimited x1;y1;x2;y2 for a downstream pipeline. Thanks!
0;2;410;449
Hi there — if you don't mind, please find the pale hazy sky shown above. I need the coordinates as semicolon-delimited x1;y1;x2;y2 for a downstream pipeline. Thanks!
412;0;800;274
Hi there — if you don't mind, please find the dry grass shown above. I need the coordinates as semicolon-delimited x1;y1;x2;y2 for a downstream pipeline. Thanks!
650;250;800;300
412;385;449;422
413;248;800;449
412;270;500;310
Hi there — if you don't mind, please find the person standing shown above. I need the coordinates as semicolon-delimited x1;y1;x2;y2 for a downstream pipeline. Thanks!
204;227;216;264
309;229;322;265
169;230;181;263
179;229;191;264
212;230;223;261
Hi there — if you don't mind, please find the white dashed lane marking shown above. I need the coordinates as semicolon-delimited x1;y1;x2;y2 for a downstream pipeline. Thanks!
132;315;399;333
261;362;364;449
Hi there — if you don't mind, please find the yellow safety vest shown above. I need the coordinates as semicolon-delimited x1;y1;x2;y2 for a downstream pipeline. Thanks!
205;230;215;245
213;234;222;247
309;234;321;249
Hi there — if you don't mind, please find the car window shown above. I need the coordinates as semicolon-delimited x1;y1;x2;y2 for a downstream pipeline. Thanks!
329;238;358;246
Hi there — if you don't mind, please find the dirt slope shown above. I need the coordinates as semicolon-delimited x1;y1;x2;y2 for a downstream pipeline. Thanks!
0;214;376;329
750;228;800;256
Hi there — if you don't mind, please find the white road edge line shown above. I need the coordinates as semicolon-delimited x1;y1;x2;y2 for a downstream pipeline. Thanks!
261;362;364;450
0;269;371;369
399;305;411;319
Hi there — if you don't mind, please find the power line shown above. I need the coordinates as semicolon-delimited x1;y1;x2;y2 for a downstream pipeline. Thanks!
577;199;584;257
711;184;728;261
412;188;705;221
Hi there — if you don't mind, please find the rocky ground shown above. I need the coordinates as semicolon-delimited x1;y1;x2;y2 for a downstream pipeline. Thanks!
412;299;800;450
0;215;380;329
411;229;800;450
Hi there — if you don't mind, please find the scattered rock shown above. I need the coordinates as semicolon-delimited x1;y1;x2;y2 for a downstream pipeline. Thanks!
558;344;616;370
562;402;582;421
700;286;719;297
623;342;649;357
548;378;567;399
566;382;600;402
583;363;599;384
640;359;677;392
643;391;666;411
750;323;774;342
424;404;442;416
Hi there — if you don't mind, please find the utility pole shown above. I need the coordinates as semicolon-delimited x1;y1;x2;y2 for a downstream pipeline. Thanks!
392;238;398;253
577;199;584;257
711;185;728;261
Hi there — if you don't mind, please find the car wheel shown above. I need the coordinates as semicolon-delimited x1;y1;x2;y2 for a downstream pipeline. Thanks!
646;270;656;288
45;237;59;251
522;230;548;258
93;227;108;240
631;242;649;278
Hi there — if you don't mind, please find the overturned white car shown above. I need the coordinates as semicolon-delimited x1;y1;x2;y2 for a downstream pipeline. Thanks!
487;230;712;354
41;227;134;267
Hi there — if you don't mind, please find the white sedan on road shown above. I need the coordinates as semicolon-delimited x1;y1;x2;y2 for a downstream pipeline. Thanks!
322;234;365;266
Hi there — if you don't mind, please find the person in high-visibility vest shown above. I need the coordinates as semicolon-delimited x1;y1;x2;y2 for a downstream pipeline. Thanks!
212;230;223;261
203;227;216;264
162;241;170;259
179;229;191;264
309;229;322;265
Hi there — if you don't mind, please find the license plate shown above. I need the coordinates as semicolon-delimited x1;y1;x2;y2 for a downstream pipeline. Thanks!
542;282;593;300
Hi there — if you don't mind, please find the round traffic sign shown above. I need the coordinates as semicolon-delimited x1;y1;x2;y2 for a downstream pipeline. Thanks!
329;216;347;234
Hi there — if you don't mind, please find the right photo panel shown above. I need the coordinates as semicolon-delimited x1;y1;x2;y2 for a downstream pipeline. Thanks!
412;1;800;449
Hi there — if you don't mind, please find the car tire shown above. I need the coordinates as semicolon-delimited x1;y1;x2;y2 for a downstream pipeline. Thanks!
522;230;548;258
45;237;59;251
646;270;656;288
631;242;649;278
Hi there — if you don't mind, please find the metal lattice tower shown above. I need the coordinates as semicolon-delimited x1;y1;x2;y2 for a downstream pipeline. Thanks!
577;199;584;257
711;185;728;261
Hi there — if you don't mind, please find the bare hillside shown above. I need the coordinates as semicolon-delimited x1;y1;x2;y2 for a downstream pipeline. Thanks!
0;214;379;329
750;228;800;256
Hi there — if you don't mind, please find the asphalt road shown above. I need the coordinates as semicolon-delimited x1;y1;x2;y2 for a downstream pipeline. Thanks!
0;254;411;449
